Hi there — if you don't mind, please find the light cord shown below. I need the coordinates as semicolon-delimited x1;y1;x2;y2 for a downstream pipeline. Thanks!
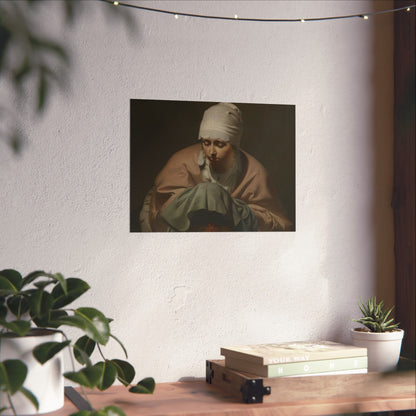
100;1;415;23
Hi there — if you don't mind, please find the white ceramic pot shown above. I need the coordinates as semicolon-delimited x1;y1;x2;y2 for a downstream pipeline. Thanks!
350;328;404;372
0;329;64;415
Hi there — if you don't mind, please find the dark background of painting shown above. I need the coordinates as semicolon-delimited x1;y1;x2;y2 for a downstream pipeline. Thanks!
130;99;295;232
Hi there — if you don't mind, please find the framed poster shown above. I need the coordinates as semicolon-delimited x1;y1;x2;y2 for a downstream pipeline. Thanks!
130;99;295;232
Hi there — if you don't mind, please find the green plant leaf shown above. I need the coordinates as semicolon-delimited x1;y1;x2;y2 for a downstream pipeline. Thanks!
12;56;33;85
33;340;71;364
19;386;39;411
64;366;102;389
74;335;96;365
22;270;50;287
0;276;19;296
0;270;22;291
7;295;30;318
97;406;127;416
110;359;135;386
94;361;117;391
47;309;69;328
0;359;27;395
0;304;7;321
0;319;31;336
69;407;127;416
128;377;155;394
68;412;91;416
74;308;110;345
33;280;55;290
51;278;90;308
29;290;53;326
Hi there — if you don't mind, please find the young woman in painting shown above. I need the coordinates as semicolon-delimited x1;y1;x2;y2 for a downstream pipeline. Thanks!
139;102;292;232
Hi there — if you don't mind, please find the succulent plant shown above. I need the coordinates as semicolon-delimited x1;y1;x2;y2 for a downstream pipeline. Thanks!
353;296;400;333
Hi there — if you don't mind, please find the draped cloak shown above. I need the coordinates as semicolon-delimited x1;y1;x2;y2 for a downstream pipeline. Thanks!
139;144;293;232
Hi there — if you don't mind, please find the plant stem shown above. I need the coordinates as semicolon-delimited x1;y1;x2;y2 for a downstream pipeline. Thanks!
61;332;94;411
97;343;106;361
7;393;17;416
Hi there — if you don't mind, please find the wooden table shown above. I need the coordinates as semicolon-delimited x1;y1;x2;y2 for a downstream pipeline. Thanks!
51;369;415;416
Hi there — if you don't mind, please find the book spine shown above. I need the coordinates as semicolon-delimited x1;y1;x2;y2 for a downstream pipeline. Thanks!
267;356;368;377
285;368;368;377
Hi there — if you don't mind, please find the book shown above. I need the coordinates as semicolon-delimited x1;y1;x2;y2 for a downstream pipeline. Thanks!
220;340;367;366
285;368;368;377
224;355;368;377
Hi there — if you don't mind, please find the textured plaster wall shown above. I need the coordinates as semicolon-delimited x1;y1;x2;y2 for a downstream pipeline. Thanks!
0;1;395;382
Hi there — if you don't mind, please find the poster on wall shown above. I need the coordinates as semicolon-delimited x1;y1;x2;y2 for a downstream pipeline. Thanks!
130;99;295;232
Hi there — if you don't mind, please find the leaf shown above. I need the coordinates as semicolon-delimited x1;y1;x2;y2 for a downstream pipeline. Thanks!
0;359;27;395
69;412;92;416
74;308;110;345
68;407;127;416
0;304;7;320
64;366;102;389
47;309;69;328
22;270;50;287
22;271;67;293
29;290;53;326
7;295;29;317
128;377;155;394
110;359;135;386
0;276;19;296
12;56;33;85
37;66;48;113
0;319;31;336
0;270;22;291
33;340;70;364
55;310;109;346
51;278;90;309
94;361;117;391
97;406;127;416
74;335;96;365
33;280;55;290
19;386;39;411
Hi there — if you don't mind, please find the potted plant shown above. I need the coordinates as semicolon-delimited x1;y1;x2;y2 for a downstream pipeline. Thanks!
351;296;404;372
0;269;155;416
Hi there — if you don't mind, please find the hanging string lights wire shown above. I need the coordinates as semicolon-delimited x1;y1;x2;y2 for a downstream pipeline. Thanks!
100;0;415;23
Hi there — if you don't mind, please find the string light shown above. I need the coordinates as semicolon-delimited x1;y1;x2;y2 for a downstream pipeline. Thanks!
99;0;415;23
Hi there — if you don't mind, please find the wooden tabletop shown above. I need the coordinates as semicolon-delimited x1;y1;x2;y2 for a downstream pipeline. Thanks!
51;370;416;416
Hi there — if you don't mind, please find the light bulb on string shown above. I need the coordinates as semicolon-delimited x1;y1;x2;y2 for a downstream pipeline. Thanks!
100;1;416;24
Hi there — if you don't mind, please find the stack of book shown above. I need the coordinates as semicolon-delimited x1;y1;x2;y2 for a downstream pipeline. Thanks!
220;340;368;378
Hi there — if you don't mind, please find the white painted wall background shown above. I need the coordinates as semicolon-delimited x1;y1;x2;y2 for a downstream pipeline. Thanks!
0;1;395;383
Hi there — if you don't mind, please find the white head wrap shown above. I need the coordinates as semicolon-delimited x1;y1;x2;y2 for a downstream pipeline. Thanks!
198;103;243;147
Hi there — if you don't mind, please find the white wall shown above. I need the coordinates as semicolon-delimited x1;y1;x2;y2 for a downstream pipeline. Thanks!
0;1;395;382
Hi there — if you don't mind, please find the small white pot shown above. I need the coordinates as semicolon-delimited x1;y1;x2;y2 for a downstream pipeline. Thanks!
0;329;65;415
350;328;404;372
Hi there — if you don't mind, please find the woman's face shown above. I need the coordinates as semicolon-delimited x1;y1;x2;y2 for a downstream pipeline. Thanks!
201;138;234;173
